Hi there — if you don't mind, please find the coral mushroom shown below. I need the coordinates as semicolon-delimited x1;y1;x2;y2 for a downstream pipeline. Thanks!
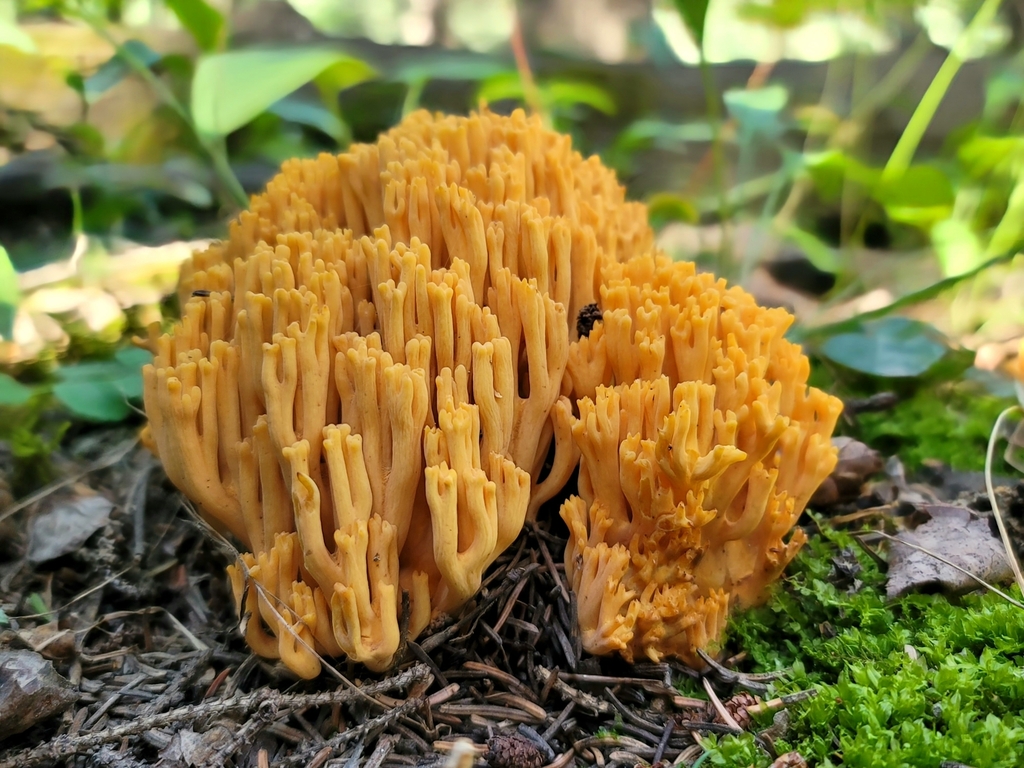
560;254;843;664
145;224;572;674
144;107;648;676
144;108;840;676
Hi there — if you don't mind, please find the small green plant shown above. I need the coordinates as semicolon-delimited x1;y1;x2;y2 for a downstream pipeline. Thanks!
707;529;1024;767
0;392;69;495
701;732;766;767
0;346;150;423
0;345;150;494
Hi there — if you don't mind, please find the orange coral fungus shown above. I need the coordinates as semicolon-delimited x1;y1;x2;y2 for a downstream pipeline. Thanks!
143;109;655;676
560;255;843;665
144;108;840;677
145;226;573;675
180;108;652;341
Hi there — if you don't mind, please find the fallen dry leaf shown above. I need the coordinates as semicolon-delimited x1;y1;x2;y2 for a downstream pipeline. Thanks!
27;494;114;565
887;504;1013;599
0;650;79;740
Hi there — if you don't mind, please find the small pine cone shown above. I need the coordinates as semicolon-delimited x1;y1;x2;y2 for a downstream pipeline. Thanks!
487;732;544;768
718;691;759;730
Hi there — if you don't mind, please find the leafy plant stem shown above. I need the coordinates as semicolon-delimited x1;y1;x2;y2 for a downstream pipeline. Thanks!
699;55;732;278
70;188;83;238
690;749;711;768
850;33;931;124
71;5;248;209
985;174;1024;256
740;161;789;283
772;57;846;231
883;0;1005;181
207;136;249;208
402;77;427;118
793;251;1016;341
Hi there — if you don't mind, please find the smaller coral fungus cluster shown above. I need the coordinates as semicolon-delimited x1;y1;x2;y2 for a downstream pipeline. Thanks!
561;256;842;662
143;108;842;677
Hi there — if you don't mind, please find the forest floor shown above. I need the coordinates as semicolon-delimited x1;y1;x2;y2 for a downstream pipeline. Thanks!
1;411;1024;768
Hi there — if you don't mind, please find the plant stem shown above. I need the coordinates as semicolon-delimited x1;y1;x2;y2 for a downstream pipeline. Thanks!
985;174;1024;256
699;55;732;278
883;0;1004;180
72;6;248;209
402;77;427;118
70;188;83;237
793;251;1016;341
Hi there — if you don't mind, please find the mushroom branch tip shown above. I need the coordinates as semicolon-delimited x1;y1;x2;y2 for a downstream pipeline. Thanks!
143;108;841;676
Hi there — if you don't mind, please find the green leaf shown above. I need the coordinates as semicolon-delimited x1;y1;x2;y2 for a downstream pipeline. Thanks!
0;373;33;407
26;593;53;622
604;119;715;172
392;54;505;84
269;98;346;141
476;71;528;104
874;165;954;208
724;85;789;138
804;150;881;201
786;225;841;274
0;16;36;53
52;349;149;420
0;243;20;340
85;40;161;104
52;379;132;422
820;317;948;378
647;193;698;228
55;360;125;382
673;0;710;47
312;56;377;94
957;135;1024;180
932;219;984;277
542;80;616;115
477;73;616;115
0;244;19;307
874;165;954;227
192;49;371;137
165;0;224;52
114;346;153;370
617;118;715;147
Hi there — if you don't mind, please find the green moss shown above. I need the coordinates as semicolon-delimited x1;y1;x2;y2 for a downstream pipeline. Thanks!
854;384;1013;471
707;530;1024;767
0;395;69;495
